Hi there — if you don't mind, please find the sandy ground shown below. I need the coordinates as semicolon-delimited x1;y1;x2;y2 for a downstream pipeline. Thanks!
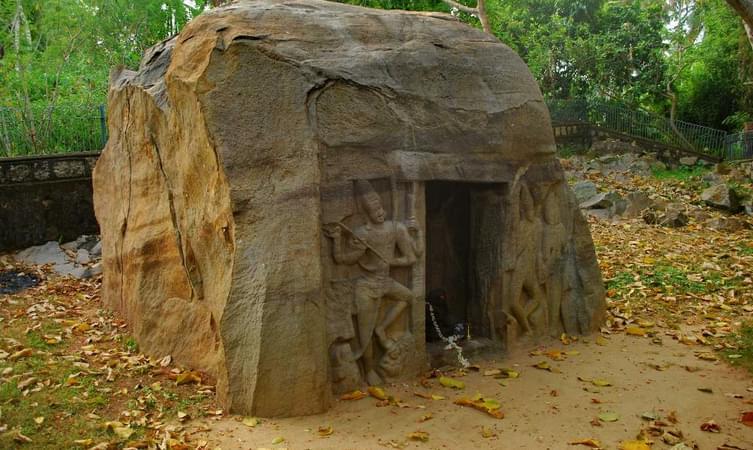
194;332;753;450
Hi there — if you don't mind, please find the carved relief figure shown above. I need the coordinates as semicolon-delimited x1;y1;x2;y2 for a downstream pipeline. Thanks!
325;180;423;385
504;182;548;336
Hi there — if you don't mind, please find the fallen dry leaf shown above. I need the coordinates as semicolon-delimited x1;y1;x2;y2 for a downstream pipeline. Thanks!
569;438;602;447
619;440;651;450
454;395;504;419
407;431;429;442
438;376;465;389
341;390;368;401
317;425;334;436
700;420;721;432
368;386;388;400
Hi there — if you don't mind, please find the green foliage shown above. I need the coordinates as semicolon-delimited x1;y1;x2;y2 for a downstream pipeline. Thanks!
124;336;139;353
673;0;753;131
651;164;709;182
1;0;752;154
723;322;753;373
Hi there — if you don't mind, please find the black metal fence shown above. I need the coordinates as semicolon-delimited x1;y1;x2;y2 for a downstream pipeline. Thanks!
547;98;730;158
1;100;751;161
724;131;753;161
0;104;107;157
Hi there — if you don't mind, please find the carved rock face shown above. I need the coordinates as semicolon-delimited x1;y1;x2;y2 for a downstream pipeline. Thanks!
93;0;605;417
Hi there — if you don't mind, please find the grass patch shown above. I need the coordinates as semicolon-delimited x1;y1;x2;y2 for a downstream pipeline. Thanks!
606;271;635;291
739;244;753;256
723;322;753;374
651;165;708;182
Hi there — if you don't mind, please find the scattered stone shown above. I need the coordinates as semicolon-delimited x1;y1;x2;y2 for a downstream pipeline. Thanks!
90;241;102;257
701;184;742;213
590;139;638;155
701;172;725;185
623;192;653;218
14;237;102;279
707;217;746;232
573;181;598;204
75;249;91;265
643;204;688;228
16;242;68;267
679;156;698;166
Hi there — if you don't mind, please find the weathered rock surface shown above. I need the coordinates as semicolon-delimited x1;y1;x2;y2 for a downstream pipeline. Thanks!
93;0;605;417
14;237;102;279
679;156;698;166
573;181;598;204
701;184;741;212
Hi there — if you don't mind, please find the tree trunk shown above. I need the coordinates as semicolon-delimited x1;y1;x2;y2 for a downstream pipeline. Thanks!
440;0;490;33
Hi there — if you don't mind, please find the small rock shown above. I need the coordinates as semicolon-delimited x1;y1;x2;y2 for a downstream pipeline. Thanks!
643;204;688;228
579;192;608;209
573;181;598;204
701;184;742;212
679;156;698;166
75;249;91;265
706;217;745;232
15;242;68;267
90;241;102;258
623;192;653;218
701;172;725;185
662;204;689;228
89;262;103;277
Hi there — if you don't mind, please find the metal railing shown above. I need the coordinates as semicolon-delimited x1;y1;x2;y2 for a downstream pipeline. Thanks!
0;104;107;157
547;99;729;158
724;131;753;161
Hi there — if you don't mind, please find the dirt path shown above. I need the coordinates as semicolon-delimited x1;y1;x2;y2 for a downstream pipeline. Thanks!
195;332;753;449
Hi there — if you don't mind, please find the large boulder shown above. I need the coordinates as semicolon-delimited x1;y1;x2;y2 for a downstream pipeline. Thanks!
701;184;742;213
93;0;605;417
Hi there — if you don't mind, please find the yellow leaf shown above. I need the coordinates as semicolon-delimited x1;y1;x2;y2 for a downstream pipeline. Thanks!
407;431;429;442
9;348;32;361
596;336;608;346
73;439;93;446
696;352;718;361
592;379;612;387
481;426;497;438
430;394;445;401
419;413;432;422
483;369;502;377
242;417;258;427
439;376;465;389
454;396;504;419
499;368;519;378
176;371;202;385
34;417;44;424
619;440;651;450
72;322;91;333
569;438;603;448
340;390;368;401
626;326;646;336
104;421;125;431
272;436;285;444
368;386;388;400
113;426;135;439
317;425;334;436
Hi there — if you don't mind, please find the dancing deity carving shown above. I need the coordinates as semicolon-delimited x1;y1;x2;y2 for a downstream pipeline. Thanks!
324;180;423;385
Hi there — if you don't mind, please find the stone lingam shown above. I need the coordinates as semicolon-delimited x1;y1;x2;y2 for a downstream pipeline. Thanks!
93;0;606;417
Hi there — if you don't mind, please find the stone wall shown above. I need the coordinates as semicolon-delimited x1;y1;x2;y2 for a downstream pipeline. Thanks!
0;152;100;251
